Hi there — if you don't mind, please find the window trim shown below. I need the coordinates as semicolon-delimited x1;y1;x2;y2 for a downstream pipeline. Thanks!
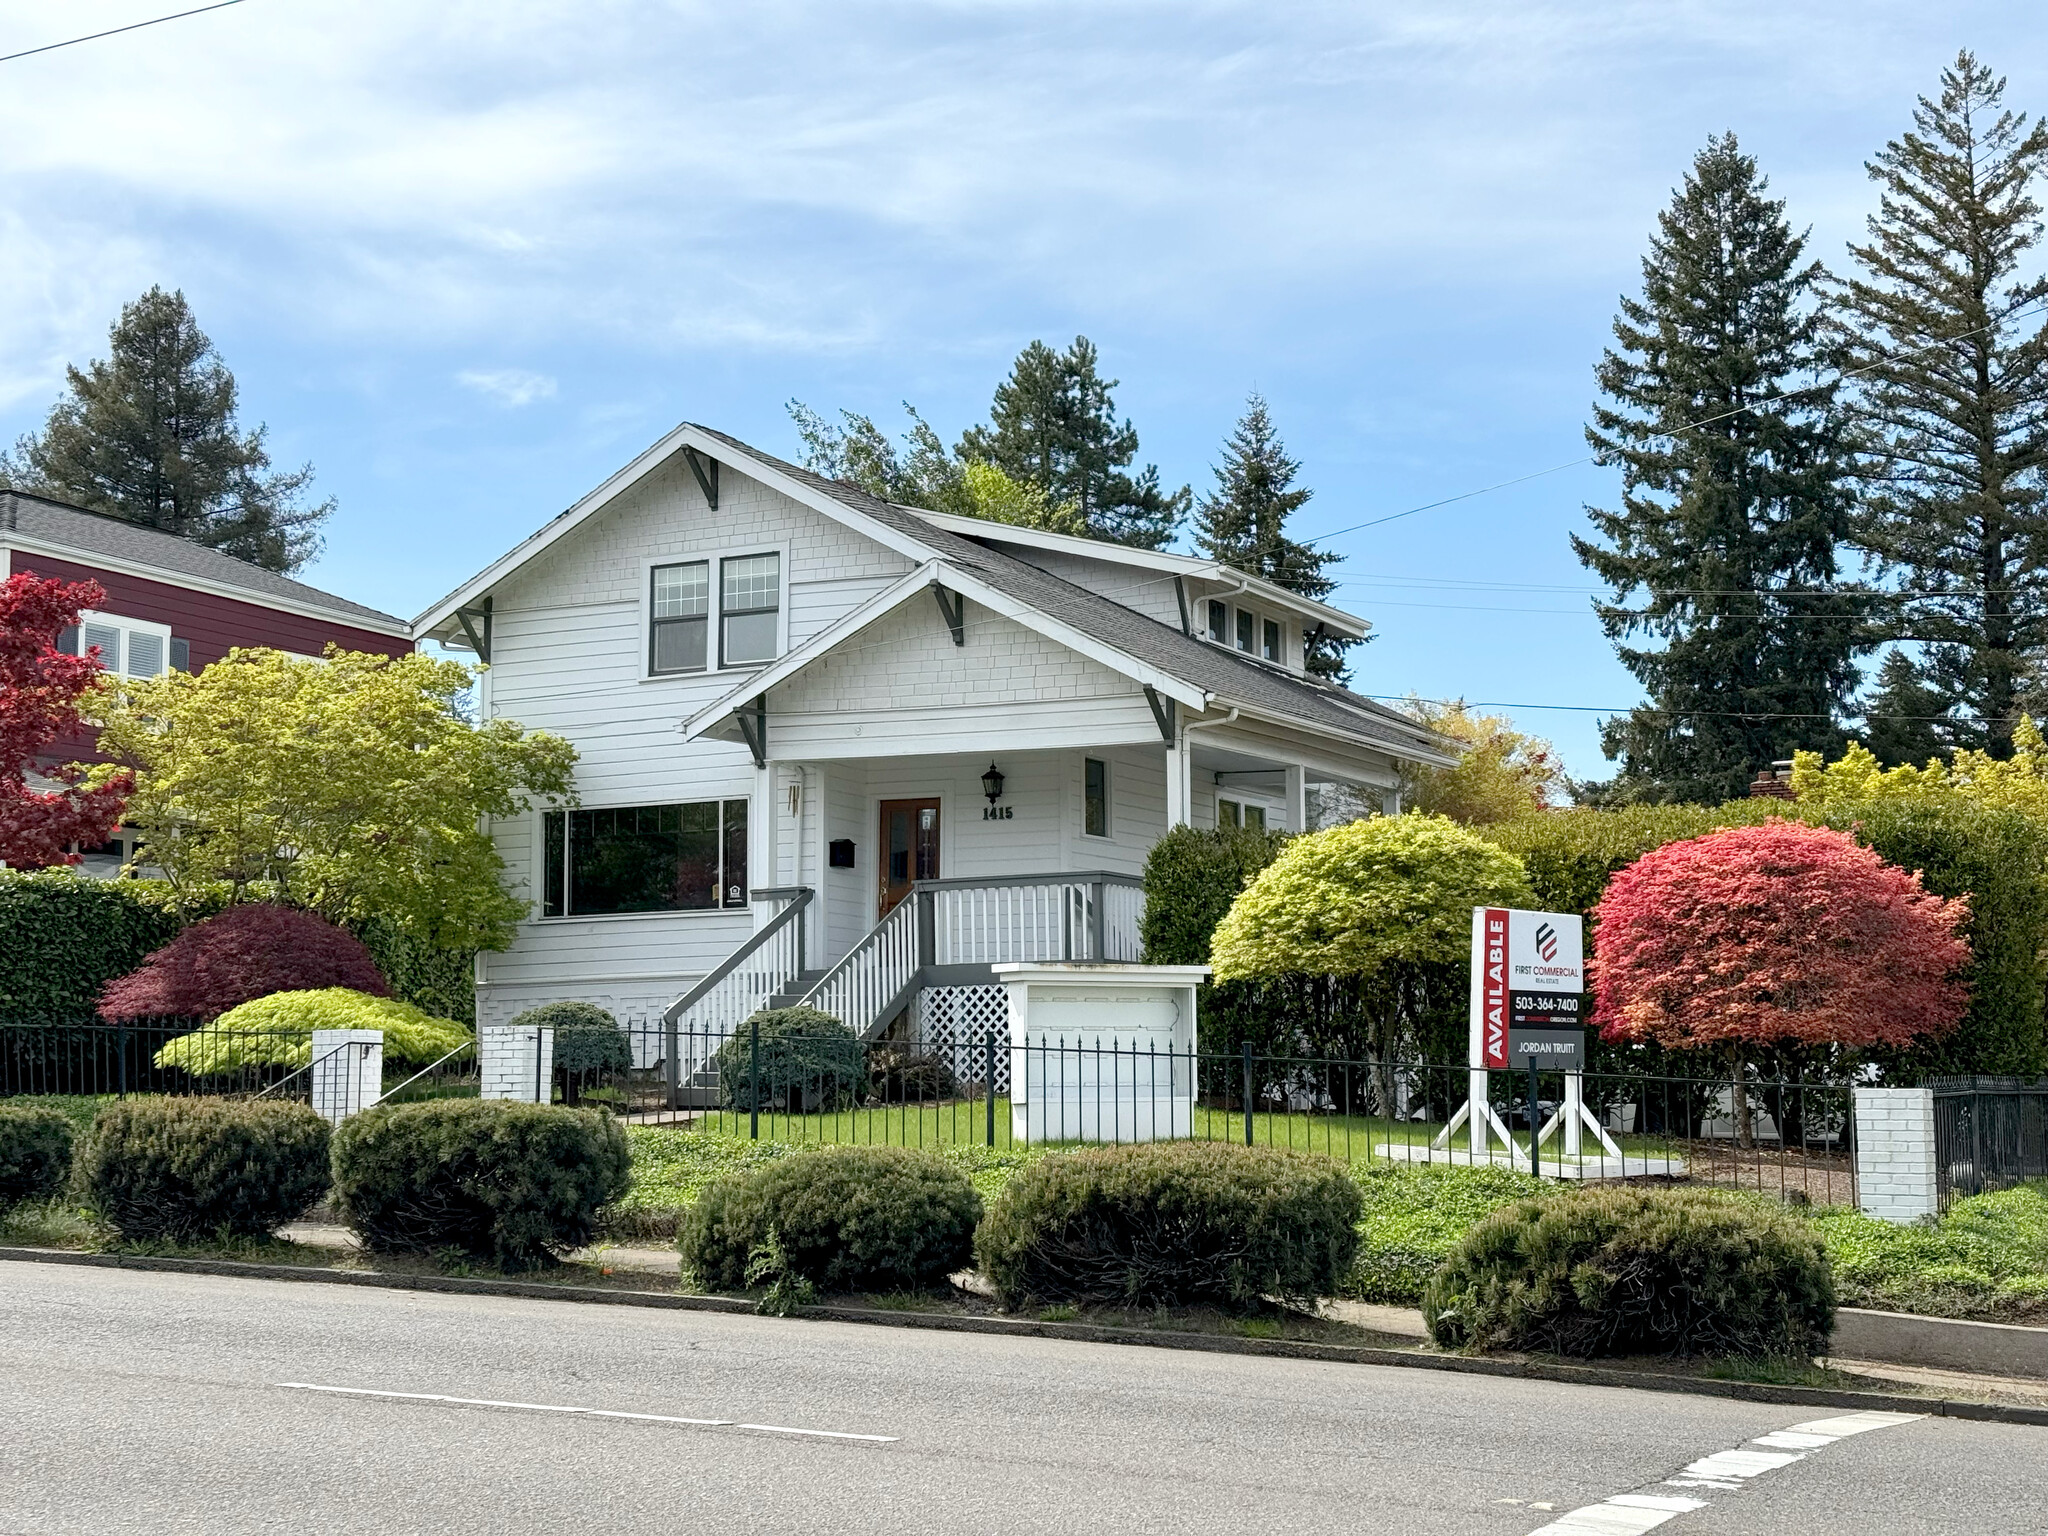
638;544;788;682
62;609;175;679
537;798;751;920
1081;756;1112;840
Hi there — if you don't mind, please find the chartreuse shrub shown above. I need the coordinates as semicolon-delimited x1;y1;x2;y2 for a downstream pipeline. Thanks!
73;1099;331;1242
154;989;472;1076
0;1105;77;1212
1423;1185;1835;1359
976;1142;1361;1311
680;1144;981;1298
714;1006;862;1113
331;1100;630;1271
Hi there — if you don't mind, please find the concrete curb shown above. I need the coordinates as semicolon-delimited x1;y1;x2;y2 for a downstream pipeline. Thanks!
1834;1306;2048;1380
5;1244;2044;1426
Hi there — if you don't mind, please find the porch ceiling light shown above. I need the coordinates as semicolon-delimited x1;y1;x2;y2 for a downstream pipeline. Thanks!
981;762;1006;805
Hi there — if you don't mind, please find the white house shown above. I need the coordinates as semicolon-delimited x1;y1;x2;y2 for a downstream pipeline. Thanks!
413;423;1456;1088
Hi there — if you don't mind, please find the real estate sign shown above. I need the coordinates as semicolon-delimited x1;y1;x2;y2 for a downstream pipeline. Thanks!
1468;907;1585;1069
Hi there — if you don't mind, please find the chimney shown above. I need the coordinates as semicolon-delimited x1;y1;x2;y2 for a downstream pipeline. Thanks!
1748;759;1796;801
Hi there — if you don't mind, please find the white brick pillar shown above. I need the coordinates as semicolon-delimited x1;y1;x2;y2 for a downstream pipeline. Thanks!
480;1023;554;1104
311;1029;383;1122
1853;1085;1938;1223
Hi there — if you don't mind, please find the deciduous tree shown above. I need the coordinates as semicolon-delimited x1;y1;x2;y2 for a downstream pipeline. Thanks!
1399;699;1566;825
93;648;576;949
1591;821;1969;1140
0;573;129;868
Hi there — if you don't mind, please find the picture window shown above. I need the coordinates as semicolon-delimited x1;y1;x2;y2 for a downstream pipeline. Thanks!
542;800;749;917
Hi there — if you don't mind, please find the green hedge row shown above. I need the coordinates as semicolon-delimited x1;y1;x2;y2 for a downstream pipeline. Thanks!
0;872;476;1025
1487;798;2048;1079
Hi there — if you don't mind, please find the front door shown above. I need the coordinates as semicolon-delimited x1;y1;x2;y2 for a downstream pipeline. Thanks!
878;799;940;917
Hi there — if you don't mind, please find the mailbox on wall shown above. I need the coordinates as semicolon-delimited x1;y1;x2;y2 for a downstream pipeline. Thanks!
828;839;856;868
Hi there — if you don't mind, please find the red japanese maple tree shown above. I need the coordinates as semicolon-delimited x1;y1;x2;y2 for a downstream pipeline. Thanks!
1592;820;1970;1067
98;904;391;1022
0;572;130;868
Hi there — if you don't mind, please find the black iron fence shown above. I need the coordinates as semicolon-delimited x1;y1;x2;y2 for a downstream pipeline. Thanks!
1932;1076;2048;1208
1;1017;1859;1204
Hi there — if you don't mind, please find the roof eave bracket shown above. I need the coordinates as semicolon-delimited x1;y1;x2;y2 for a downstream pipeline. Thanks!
734;693;767;768
1144;684;1177;744
931;583;966;645
453;596;493;664
683;446;720;511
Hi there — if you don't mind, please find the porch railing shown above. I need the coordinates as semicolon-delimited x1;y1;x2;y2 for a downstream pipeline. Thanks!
803;871;1146;1038
661;887;812;1097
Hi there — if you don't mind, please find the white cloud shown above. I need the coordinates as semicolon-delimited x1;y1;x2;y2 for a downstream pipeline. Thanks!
456;368;557;407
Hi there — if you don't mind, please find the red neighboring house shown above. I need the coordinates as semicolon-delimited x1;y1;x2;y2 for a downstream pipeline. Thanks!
2;488;412;873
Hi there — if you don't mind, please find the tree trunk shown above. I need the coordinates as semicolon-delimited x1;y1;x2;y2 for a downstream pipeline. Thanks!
1730;1046;1753;1150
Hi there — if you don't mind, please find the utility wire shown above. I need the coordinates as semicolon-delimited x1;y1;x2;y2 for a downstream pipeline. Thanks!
0;0;250;66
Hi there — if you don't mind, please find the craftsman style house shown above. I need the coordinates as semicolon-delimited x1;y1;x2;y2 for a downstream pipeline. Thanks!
414;424;1455;1070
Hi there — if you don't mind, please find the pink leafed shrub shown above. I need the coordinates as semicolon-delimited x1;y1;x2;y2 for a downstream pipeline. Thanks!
1591;819;1970;1053
98;904;389;1022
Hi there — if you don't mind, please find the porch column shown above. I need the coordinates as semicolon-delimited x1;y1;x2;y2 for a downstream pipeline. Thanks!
750;764;774;928
1284;765;1307;832
1165;722;1192;827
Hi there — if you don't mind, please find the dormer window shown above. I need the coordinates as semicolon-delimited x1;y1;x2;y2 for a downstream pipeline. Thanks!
1235;609;1255;652
1206;599;1228;643
1263;618;1281;662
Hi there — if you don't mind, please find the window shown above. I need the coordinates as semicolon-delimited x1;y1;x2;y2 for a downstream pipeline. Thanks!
170;638;191;673
1206;599;1228;643
1218;798;1240;829
1243;805;1267;831
1235;609;1255;652
541;799;748;917
57;612;174;678
721;553;781;666
1084;757;1109;838
650;561;710;674
1263;618;1281;662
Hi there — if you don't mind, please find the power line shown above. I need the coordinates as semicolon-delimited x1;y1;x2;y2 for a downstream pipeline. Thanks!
0;0;251;66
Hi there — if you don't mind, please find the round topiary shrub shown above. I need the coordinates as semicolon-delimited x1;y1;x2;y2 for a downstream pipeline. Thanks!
976;1141;1362;1312
679;1143;981;1295
0;1105;77;1213
98;904;390;1023
154;989;473;1077
73;1099;331;1242
714;1006;861;1113
1422;1185;1836;1359
331;1099;632;1271
510;1001;632;1102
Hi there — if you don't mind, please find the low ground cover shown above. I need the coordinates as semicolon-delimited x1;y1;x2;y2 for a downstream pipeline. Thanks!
1810;1182;2048;1323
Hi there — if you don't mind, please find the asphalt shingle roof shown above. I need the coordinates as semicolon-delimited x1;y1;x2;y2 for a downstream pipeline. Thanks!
0;490;405;629
691;426;1455;764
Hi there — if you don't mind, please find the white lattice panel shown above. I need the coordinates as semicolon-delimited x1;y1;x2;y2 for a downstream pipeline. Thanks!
916;985;1010;1094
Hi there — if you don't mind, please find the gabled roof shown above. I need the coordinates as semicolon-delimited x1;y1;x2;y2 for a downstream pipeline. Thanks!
1;489;406;632
909;508;1369;640
418;421;1458;766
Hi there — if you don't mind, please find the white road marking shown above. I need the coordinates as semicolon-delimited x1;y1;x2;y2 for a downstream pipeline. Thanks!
1526;1408;1925;1536
276;1383;898;1442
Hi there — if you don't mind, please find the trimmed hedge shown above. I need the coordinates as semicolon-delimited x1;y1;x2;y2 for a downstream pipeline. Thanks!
1486;798;2048;1078
510;1001;632;1081
976;1142;1361;1311
73;1099;330;1242
1423;1186;1835;1359
0;1104;76;1212
679;1144;981;1294
330;1099;631;1270
1139;824;1290;965
155;989;473;1075
714;1007;862;1113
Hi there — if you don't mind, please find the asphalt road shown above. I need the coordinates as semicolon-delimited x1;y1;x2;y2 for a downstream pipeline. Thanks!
0;1265;2037;1536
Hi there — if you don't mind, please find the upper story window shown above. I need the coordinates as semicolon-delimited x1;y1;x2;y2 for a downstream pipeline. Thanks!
1083;757;1110;838
1235;608;1255;652
649;551;782;675
1206;599;1228;643
1263;618;1281;662
721;553;781;666
56;611;182;678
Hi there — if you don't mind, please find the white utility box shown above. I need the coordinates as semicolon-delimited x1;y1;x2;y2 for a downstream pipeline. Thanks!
995;962;1208;1144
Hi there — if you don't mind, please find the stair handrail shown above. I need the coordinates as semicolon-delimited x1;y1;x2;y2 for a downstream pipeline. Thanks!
798;893;920;1038
661;887;814;1027
661;888;813;1101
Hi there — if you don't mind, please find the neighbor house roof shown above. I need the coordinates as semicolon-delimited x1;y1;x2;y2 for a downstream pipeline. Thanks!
1;489;407;632
416;422;1457;766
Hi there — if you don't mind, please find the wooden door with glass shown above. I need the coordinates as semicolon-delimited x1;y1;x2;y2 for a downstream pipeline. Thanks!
878;799;940;917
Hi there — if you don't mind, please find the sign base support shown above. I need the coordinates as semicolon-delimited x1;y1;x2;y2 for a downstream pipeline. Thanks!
1429;1068;1526;1159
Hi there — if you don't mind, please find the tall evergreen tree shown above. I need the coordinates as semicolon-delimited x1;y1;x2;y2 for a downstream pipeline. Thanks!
1194;393;1355;680
1576;134;1863;803
0;287;330;574
1861;650;1951;767
1838;52;2048;758
958;336;1188;548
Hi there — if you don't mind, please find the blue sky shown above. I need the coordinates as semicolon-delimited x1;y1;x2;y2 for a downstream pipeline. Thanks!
4;1;2046;781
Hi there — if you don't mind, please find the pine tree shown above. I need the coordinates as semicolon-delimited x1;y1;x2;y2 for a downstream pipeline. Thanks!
0;288;330;574
1576;134;1864;803
1194;394;1355;679
1838;52;2048;758
1861;650;1951;767
958;336;1188;548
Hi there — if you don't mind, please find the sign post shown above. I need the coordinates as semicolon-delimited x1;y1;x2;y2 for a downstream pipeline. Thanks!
1431;908;1621;1167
